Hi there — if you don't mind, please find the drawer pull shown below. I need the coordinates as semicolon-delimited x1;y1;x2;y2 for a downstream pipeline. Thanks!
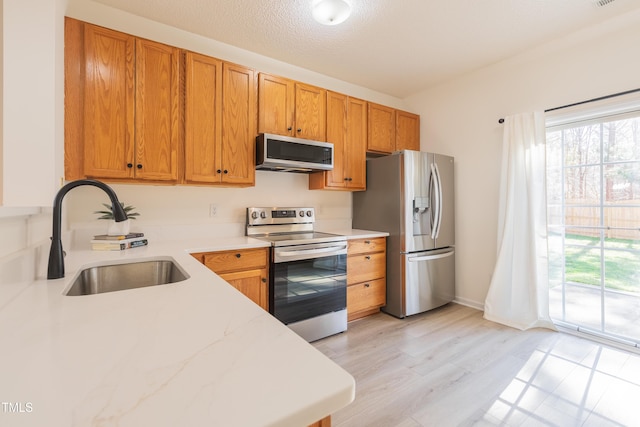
365;255;371;260
261;277;267;283
364;240;371;244
235;253;241;258
364;283;370;288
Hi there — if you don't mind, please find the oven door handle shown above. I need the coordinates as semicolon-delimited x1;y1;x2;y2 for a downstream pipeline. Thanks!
277;244;347;258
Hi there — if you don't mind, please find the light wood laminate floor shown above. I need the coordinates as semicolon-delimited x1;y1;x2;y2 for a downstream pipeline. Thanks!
313;303;640;426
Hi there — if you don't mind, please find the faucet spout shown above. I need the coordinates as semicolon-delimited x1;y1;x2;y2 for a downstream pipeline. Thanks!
47;179;128;279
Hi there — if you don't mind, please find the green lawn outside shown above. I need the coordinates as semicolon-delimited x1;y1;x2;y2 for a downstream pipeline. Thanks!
553;234;640;293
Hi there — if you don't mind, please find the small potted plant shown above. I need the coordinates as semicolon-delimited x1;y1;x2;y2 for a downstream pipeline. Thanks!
94;202;140;236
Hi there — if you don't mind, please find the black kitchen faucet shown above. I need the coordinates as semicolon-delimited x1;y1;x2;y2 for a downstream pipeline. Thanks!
47;179;128;279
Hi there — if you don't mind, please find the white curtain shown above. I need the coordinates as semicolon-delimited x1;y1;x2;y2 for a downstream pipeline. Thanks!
484;112;556;331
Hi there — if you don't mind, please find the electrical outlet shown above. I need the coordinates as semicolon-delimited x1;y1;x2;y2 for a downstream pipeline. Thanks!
209;204;218;217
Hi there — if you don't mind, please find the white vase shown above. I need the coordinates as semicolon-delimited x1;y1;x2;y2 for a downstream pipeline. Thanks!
107;219;131;236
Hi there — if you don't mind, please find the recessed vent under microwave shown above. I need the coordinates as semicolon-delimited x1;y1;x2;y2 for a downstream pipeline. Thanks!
255;133;334;173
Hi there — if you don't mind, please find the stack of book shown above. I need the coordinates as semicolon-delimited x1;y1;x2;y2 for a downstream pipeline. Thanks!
91;232;148;251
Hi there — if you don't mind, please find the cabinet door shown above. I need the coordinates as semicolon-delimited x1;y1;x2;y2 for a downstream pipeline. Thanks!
347;252;386;285
322;91;348;188
221;63;256;185
367;103;395;154
134;38;180;181
258;73;295;136
345;97;367;190
347;278;386;320
184;51;223;183
219;268;268;311
396;110;420;151
83;24;135;179
295;82;326;141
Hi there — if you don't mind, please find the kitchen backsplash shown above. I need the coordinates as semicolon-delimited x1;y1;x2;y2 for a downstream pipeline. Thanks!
0;208;52;304
65;172;352;249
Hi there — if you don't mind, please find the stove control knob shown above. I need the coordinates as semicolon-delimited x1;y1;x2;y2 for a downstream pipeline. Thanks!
251;211;258;219
260;211;267;219
306;210;313;217
299;211;305;217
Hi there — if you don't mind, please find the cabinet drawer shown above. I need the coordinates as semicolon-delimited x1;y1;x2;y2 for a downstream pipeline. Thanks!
347;278;386;315
348;237;386;254
202;248;268;274
347;251;386;284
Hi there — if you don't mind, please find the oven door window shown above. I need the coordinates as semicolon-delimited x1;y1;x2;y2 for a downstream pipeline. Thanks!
272;254;346;325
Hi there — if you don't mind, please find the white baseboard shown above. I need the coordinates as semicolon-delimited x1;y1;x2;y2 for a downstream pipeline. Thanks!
453;297;484;311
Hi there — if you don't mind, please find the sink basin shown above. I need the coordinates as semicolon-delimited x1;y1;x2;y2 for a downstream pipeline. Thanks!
65;257;189;296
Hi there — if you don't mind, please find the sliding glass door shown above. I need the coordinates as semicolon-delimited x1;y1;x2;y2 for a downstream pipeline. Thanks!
547;114;640;347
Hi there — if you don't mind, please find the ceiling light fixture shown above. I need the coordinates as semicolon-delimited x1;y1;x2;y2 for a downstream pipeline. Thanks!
312;0;352;26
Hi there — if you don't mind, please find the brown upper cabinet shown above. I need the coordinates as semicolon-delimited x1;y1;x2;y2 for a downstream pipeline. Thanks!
396;110;420;151
258;73;326;142
367;103;396;154
184;52;256;186
309;91;367;191
367;103;421;154
65;18;180;182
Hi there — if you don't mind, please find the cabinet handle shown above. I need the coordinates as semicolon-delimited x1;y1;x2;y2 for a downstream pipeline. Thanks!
364;283;370;288
297;128;302;133
235;253;241;258
137;164;142;169
217;169;222;174
287;126;292;131
223;170;229;174
261;278;267;283
348;178;353;181
364;240;371;244
365;255;371;260
127;163;133;168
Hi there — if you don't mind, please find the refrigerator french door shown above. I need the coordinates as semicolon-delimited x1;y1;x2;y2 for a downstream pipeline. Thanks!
353;150;455;318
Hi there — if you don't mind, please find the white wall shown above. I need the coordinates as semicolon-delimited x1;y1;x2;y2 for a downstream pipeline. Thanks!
1;0;64;206
405;10;640;309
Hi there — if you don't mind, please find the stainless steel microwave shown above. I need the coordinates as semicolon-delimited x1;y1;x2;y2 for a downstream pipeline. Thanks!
255;133;334;173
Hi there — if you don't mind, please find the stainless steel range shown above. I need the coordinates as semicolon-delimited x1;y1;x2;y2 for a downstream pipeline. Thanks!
246;207;347;342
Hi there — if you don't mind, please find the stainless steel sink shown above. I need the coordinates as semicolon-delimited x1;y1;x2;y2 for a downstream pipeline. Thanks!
65;258;189;296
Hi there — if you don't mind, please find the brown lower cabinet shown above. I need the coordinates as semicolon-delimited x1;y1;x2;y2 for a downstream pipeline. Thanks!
346;237;387;321
191;247;269;310
308;415;331;427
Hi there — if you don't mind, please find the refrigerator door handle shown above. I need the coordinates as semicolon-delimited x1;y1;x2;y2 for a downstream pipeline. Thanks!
434;162;444;239
430;163;443;239
408;250;455;262
430;163;438;239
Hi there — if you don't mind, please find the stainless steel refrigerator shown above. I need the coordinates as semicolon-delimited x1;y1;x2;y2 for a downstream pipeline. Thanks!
353;150;455;318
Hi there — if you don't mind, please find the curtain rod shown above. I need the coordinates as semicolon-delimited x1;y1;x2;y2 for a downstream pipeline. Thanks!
497;87;640;124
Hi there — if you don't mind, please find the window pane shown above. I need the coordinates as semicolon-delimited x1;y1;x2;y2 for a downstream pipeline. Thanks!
564;165;600;204
603;207;640;247
546;130;563;169
603;163;640;204
563;125;601;167
547;205;563;226
546;167;563;204
564;233;601;286
564;207;601;228
603;117;640;162
604;249;640;293
547;229;564;287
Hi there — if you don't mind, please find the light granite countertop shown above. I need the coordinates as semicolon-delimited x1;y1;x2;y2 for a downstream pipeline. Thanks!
0;230;386;427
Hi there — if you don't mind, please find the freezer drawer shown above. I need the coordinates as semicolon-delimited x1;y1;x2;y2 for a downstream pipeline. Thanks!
402;248;455;317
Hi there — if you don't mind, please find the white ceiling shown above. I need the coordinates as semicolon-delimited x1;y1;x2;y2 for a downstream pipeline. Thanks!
93;0;640;98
